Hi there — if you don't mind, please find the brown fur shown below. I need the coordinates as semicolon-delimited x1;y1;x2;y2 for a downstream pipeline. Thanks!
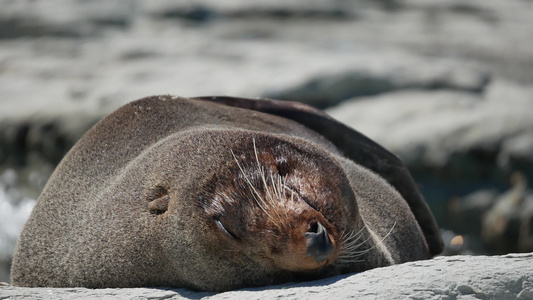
11;96;442;291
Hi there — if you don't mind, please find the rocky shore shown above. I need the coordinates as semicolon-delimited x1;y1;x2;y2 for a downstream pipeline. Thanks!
1;0;533;287
2;253;532;299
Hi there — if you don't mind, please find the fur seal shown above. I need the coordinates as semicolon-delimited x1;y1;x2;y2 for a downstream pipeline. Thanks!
11;95;443;291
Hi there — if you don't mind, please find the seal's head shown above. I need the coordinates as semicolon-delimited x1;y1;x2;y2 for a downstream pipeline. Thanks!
195;135;364;282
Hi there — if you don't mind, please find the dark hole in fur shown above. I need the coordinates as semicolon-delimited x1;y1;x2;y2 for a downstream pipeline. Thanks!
308;221;319;233
147;185;168;201
276;157;290;177
147;186;169;215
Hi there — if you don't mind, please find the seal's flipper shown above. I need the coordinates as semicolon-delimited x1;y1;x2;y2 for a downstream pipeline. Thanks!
193;96;444;256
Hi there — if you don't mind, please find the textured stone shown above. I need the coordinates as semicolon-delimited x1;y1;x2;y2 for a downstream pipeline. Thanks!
1;253;532;299
326;83;533;189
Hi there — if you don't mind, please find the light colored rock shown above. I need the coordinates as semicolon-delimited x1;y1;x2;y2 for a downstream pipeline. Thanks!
326;80;533;171
0;0;135;38
265;58;489;108
1;253;532;299
2;0;533;120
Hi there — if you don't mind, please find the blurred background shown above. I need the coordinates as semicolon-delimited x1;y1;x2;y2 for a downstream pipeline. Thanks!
1;0;532;283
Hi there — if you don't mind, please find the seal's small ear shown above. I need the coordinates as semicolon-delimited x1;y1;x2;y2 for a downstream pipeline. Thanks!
193;96;444;256
147;186;169;215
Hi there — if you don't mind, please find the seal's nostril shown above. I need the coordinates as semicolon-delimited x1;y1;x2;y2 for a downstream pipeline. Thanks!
308;222;319;233
304;222;334;263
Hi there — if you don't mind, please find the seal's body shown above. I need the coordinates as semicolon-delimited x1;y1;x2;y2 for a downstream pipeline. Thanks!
11;96;442;291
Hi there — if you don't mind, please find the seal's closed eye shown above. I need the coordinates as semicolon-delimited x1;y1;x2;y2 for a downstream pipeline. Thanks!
214;218;240;240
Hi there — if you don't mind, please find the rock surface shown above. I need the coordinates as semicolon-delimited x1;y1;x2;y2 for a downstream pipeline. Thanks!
2;253;533;299
326;82;533;203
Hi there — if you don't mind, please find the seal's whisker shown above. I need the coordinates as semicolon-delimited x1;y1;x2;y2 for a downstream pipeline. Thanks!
253;139;275;205
378;221;396;245
346;225;381;250
280;176;287;198
231;149;279;227
256;164;282;223
348;222;397;258
342;222;397;262
338;222;397;264
341;226;364;241
261;167;273;204
252;138;285;228
270;173;288;224
269;173;282;204
267;173;284;224
277;175;287;201
338;226;373;264
341;226;367;249
338;247;375;259
346;233;374;252
269;174;277;199
276;176;287;201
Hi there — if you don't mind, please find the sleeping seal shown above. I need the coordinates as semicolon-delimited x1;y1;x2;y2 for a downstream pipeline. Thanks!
11;95;443;291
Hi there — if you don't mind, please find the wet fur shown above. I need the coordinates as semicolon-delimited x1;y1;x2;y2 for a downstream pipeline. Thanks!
11;96;441;291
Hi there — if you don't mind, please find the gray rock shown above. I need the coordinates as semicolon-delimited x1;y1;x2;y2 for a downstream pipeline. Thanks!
0;0;136;38
1;253;532;299
266;61;489;109
326;80;533;187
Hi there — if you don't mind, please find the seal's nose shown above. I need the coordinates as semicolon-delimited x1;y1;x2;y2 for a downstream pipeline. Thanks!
304;221;334;263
